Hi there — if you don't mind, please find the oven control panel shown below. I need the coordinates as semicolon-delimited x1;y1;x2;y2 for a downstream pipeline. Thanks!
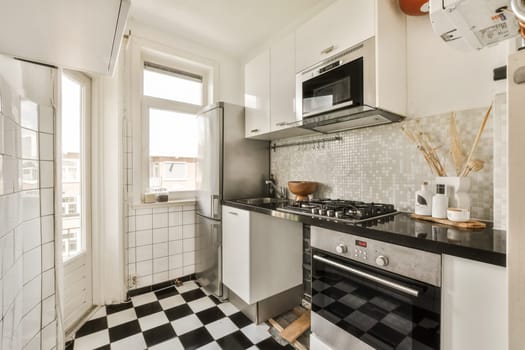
311;226;442;287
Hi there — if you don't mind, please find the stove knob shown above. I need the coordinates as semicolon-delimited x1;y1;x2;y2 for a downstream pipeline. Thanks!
375;255;389;267
311;208;318;215
335;211;344;218
335;244;348;254
319;209;327;215
327;210;335;217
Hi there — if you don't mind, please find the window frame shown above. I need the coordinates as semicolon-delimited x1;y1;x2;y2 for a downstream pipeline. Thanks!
136;48;213;203
60;70;92;263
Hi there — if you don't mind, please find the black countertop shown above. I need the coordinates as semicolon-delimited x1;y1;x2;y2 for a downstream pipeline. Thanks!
223;200;507;267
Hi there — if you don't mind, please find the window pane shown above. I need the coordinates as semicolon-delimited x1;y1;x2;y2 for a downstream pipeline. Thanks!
61;74;83;261
149;108;197;192
144;68;203;105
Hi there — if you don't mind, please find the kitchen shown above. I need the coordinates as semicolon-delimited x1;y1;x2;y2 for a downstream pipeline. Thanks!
0;0;523;349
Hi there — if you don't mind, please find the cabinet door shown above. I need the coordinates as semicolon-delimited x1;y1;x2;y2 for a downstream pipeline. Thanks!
270;32;297;132
441;255;507;350
222;206;251;303
295;0;375;72
244;50;270;138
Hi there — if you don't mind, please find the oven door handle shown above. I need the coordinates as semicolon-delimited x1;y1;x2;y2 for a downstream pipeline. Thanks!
313;255;420;297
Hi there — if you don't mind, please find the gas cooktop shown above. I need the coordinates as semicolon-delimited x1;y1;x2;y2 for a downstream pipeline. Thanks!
277;199;397;224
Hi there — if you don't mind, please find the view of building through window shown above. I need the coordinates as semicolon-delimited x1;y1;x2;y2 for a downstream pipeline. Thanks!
61;74;83;260
143;63;203;194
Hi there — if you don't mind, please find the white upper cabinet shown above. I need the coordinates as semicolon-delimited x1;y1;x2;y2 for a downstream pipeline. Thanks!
244;50;271;138
270;32;297;132
295;0;375;72
0;0;129;75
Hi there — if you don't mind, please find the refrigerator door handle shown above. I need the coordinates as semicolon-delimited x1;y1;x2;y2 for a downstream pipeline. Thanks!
211;194;220;219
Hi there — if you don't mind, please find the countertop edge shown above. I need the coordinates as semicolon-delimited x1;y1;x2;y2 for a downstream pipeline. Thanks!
223;200;507;268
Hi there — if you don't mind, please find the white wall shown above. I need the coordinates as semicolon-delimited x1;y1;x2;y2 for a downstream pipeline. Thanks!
406;16;509;117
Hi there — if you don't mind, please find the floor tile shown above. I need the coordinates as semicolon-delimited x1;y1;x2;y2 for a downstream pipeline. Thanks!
181;288;206;302
131;292;157;307
217;302;239;316
91;306;107;319
155;286;179;300
188;296;216;313
197;341;222;350
107;308;137;328
138;311;170;331
159;294;185;310
108;320;141;343
75;317;108;337
73;329;109;350
216;330;254;350
205;317;238;339
71;280;285;350
135;301;162;318
178;327;214;350
109;332;146;350
143;323;177;348
148;336;184;350
171;314;203;335
175;280;200;293
165;303;193;321
241;323;271;344
257;337;295;350
106;302;133;315
229;311;252;329
196;306;226;324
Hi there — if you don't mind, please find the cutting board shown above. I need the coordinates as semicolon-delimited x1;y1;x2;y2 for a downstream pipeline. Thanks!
410;213;487;229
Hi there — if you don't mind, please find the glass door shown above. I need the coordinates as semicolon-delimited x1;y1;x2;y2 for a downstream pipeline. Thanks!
60;70;93;332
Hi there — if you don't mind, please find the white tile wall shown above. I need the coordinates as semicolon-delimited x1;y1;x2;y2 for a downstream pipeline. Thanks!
123;109;199;290
0;62;57;350
126;203;198;289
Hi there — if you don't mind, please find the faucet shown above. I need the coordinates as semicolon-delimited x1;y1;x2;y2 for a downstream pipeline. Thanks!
265;179;287;199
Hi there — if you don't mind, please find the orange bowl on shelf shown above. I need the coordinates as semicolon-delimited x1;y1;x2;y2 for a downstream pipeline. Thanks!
399;0;429;16
288;181;318;201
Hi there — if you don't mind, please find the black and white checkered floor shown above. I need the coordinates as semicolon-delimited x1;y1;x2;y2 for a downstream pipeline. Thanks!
67;281;296;350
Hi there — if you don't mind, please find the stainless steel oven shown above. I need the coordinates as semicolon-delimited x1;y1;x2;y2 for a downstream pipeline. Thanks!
311;226;442;350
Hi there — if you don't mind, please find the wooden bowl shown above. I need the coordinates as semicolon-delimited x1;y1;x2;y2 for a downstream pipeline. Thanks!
288;181;318;201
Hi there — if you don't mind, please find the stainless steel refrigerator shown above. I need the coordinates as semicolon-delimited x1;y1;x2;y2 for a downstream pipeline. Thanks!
195;102;269;298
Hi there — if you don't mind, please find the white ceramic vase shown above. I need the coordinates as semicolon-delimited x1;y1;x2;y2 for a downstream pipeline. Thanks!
435;176;471;210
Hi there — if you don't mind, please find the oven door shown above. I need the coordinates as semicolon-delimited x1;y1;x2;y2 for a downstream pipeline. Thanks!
311;249;440;350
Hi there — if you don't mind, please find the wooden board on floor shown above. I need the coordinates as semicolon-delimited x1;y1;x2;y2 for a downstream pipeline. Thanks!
410;213;486;229
280;311;311;343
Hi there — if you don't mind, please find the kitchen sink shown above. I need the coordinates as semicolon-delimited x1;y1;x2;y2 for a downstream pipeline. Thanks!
236;197;288;205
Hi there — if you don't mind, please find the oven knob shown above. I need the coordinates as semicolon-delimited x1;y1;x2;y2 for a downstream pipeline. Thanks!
375;255;389;267
336;244;348;254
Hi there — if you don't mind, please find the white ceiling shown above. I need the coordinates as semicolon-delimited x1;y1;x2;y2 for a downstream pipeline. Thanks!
130;0;328;57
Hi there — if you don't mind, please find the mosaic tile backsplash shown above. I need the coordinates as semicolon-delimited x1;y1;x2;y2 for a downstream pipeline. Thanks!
271;104;505;223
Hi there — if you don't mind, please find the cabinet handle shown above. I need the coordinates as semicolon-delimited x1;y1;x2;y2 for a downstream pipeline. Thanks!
275;121;286;127
228;211;238;216
293;97;296;114
321;45;335;55
250;129;259;133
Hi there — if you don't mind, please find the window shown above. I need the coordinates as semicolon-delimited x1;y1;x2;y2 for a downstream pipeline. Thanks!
141;59;207;199
61;72;90;261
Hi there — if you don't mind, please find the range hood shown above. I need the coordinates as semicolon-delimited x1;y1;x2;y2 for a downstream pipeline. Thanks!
299;104;404;134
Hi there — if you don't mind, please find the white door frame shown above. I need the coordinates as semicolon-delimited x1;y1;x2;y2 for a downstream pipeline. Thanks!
59;69;93;333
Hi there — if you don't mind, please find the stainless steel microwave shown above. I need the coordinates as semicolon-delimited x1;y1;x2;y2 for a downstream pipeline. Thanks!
296;37;403;133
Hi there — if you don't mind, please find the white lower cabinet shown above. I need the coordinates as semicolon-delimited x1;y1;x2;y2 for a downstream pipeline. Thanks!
441;254;507;350
310;333;333;350
222;205;303;304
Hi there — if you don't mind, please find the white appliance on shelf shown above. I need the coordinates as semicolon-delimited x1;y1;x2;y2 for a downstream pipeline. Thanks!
429;0;520;50
194;102;269;299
